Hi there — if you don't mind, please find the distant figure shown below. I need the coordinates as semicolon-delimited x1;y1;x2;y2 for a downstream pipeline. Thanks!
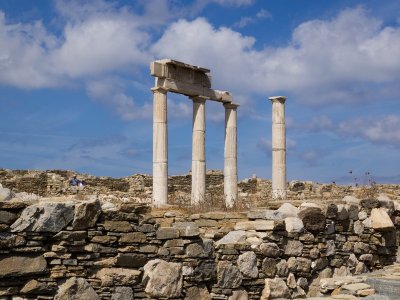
69;176;81;193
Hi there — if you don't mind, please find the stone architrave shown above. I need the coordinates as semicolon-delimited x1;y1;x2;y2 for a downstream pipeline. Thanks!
269;96;287;199
191;96;206;205
152;87;168;207
224;103;239;208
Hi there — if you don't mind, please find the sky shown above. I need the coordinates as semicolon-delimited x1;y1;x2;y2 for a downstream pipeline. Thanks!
0;0;399;184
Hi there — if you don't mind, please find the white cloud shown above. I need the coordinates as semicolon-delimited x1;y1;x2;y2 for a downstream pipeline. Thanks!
152;7;400;105
234;9;272;28
338;115;400;145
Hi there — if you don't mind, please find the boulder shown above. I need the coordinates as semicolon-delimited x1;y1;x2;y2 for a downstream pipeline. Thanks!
284;217;304;233
217;261;243;288
143;259;182;298
237;251;258;278
261;278;290;299
111;287;134;300
0;255;47;278
21;279;56;295
370;208;394;230
71;199;101;230
11;202;74;232
54;277;99;300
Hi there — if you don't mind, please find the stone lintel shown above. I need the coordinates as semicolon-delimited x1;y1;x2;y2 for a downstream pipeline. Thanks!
156;78;232;103
269;96;286;103
151;60;211;88
223;103;239;109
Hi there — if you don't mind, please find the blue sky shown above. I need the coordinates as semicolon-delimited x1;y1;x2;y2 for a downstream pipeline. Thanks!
0;0;399;184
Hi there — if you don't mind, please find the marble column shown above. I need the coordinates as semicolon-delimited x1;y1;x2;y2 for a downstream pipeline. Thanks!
224;103;239;208
152;87;168;207
269;96;287;199
191;96;206;205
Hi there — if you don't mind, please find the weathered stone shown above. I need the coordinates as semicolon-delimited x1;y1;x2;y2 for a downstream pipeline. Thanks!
0;255;47;277
120;232;147;243
187;242;207;258
91;235;117;244
370;208;394;231
354;220;364;235
54;277;99;300
347;204;359;220
312;258;329;271
326;203;338;218
228;290;248;300
54;230;87;241
354;262;368;275
326;240;336;256
261;278;290;300
237;251;258;278
143;259;182;298
103;221;133;232
337;205;349;220
20;279;56;294
192;260;216;282
0;185;12;201
11;202;74;232
298;207;326;232
276;259;289;277
0;210;17;224
278;203;299;218
71;199;101;230
234;220;278;231
285;217;304;233
216;230;246;246
248;209;284;220
354;242;370;254
172;222;200;237
288;257;311;273
287;272;297;288
111;287;134;300
284;240;303;256
262;257;277;277
217;261;242;288
116;253;147;268
96;268;141;286
360;199;380;209
156;227;180;239
185;286;211;300
0;232;25;248
259;242;280;257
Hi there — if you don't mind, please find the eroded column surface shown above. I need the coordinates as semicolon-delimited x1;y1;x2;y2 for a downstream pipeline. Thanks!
152;87;168;207
269;96;287;199
224;103;239;208
191;96;206;205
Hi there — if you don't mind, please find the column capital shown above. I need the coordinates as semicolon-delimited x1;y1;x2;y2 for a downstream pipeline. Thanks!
190;95;207;103
151;86;168;94
223;103;240;109
269;96;286;103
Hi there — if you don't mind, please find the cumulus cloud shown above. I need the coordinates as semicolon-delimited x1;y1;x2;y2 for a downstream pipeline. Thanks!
152;7;400;105
338;115;400;145
234;9;272;28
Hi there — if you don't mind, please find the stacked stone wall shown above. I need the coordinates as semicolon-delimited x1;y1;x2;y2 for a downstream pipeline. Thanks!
0;192;399;299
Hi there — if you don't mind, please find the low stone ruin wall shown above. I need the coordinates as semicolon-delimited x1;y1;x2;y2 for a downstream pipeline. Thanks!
0;193;399;299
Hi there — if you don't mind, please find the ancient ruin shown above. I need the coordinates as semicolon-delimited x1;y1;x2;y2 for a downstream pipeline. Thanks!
150;59;239;208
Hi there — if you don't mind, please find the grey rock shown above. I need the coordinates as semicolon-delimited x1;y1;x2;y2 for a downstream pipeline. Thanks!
11;202;74;232
284;240;303;256
347;204;359;220
111;287;134;300
185;286;211;300
262;257;277;277
21;279;56;295
0;232;25;248
259;242;280;257
277;203;299;218
0;210;17;224
143;259;182;298
0;255;47;278
325;203;338;218
96;268;141;286
54;277;99;300
237;251;258;278
354;220;365;234
326;240;336;256
261;278;290;300
285;217;304;233
337;204;349;220
276;259;289;277
0;185;12;201
360;199;380;209
298;207;326;232
215;230;246;246
248;209;284;220
192;260;216;282
173;222;200;237
217;261;242;288
71;199;101;230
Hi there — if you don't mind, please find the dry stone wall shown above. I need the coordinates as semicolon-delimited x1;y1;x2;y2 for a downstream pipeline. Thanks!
0;190;399;299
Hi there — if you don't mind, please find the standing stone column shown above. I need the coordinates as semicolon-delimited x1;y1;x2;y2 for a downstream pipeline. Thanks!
191;96;206;205
224;103;239;208
269;96;287;199
152;87;168;207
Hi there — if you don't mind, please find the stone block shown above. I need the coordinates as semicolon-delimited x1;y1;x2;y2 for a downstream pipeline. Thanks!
96;267;141;286
172;222;200;237
0;255;47;278
234;220;277;231
217;261;242;288
156;227;180;239
237;251;258;278
103;221;133;232
370;208;394;231
261;278;290;299
119;232;147;243
71;199;101;230
283;240;303;256
285;217;304;233
0;210;17;225
54;277;99;300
